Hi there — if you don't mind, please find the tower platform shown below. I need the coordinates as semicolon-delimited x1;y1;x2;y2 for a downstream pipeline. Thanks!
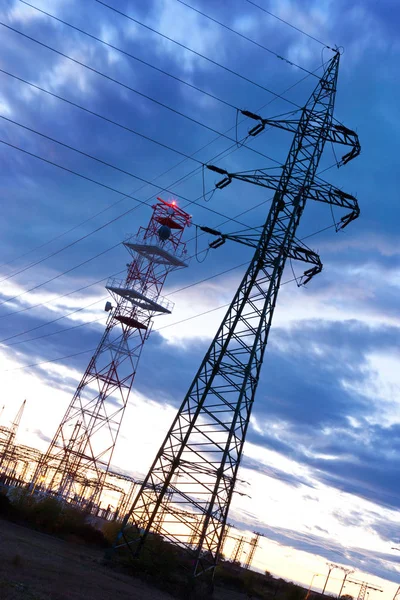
106;278;174;314
124;239;188;268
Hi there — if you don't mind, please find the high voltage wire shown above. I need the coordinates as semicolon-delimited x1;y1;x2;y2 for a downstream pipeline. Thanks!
244;0;335;50
0;136;269;301
173;0;321;76
0;69;204;167
0;64;314;274
0;135;337;321
4;315;105;348
0;52;324;275
0;21;300;154
0;52;326;316
17;0;236;111
93;0;305;106
1;267;313;373
0;124;337;319
0;269;126;321
0;5;340;375
0;261;249;345
0;297;106;345
0;230;120;309
0;219;338;347
0;112;279;225
0;193;273;324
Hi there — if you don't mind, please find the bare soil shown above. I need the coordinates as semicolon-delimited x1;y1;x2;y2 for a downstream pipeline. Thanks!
0;519;175;600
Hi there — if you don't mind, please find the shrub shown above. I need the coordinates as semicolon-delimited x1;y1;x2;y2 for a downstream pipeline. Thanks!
102;520;121;545
30;496;62;531
0;492;13;517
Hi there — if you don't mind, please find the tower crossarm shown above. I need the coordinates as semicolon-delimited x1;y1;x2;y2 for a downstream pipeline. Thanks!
241;110;360;165
205;165;359;232
201;226;322;285
309;177;360;228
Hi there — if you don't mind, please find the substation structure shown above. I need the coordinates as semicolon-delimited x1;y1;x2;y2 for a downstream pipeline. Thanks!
30;199;191;507
0;400;29;485
115;50;361;582
0;399;142;520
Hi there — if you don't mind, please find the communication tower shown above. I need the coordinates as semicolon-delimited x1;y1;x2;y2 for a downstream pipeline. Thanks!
31;199;191;505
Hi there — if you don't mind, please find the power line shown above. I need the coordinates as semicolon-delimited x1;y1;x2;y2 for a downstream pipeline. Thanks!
0;61;321;274
17;0;238;111
0;230;120;308
3;316;105;348
0;220;338;347
244;0;334;50
0;21;297;157
93;0;302;108
0;129;337;319
0;137;263;236
0;64;327;313
1;271;304;372
0;193;271;324
0;261;248;345
0;269;125;321
0;298;106;345
3;347;97;372
0;69;202;166
0;112;277;223
0;136;269;300
174;0;319;75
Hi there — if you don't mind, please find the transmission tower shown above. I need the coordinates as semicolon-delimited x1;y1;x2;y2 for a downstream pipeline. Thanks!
31;199;191;505
116;50;360;579
243;532;261;570
346;580;383;600
231;535;245;564
0;399;26;476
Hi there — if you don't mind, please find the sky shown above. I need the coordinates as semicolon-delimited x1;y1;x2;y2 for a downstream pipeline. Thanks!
0;0;399;596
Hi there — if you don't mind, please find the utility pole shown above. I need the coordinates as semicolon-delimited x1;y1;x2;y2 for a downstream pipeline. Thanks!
338;568;355;597
322;563;339;595
116;50;360;582
31;199;191;505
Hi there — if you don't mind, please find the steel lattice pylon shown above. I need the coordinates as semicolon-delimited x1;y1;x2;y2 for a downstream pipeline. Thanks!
117;51;361;579
31;199;191;505
0;399;26;477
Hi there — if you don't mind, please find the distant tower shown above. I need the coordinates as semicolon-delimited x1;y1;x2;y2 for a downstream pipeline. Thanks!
32;199;191;504
0;399;26;475
231;535;245;564
243;532;261;570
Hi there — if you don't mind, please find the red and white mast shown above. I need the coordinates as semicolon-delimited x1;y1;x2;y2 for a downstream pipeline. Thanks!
32;199;191;505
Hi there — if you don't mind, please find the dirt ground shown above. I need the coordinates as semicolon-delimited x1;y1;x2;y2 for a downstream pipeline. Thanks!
0;519;176;600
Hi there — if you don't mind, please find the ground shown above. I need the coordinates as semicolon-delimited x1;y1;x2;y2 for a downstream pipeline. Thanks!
0;519;265;599
0;519;176;600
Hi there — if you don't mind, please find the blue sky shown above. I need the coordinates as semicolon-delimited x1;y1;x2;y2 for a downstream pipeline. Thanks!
0;0;400;594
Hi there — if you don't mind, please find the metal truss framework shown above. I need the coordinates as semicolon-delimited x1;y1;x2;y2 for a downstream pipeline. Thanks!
117;51;361;579
243;532;261;570
0;400;26;476
31;199;191;505
347;579;383;600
